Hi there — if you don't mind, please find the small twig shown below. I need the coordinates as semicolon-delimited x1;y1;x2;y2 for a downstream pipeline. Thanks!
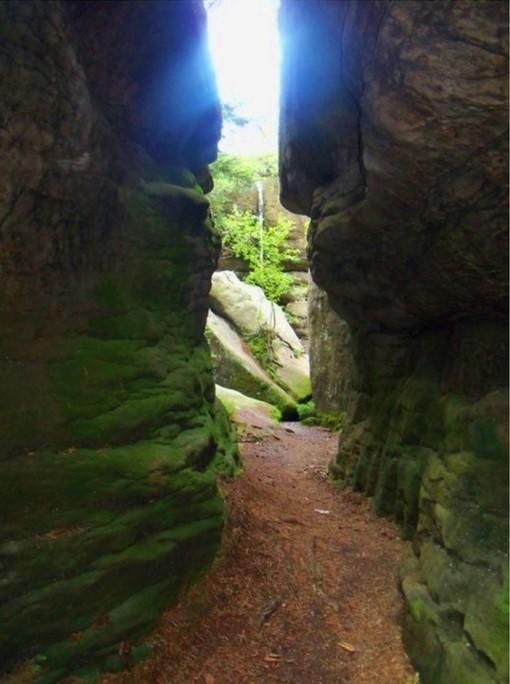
257;597;282;628
281;517;307;526
309;536;322;584
309;537;340;611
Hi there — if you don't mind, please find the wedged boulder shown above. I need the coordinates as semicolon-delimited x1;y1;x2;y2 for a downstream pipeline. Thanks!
209;271;311;400
206;310;297;417
216;385;281;430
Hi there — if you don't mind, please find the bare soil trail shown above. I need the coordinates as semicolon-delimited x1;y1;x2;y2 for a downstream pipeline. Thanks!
102;423;416;684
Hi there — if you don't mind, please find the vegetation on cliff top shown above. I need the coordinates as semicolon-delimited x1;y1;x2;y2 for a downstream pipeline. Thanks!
209;152;277;221
221;208;297;302
209;153;298;302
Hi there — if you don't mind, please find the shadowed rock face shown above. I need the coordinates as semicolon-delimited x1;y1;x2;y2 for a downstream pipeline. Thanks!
0;1;236;679
281;0;508;332
66;0;221;171
280;1;508;683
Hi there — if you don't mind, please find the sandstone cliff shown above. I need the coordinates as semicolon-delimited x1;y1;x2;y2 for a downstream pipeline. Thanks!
279;2;509;683
0;1;236;680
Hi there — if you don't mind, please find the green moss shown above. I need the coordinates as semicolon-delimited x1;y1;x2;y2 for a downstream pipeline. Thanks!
247;333;273;371
216;385;282;425
246;334;311;401
143;180;207;205
0;165;239;681
283;369;312;402
297;400;344;430
330;351;508;684
467;419;506;460
395;448;429;537
0;439;227;676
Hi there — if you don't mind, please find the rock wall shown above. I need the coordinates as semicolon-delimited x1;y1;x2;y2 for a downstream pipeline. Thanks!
279;2;508;683
308;283;354;416
0;1;236;680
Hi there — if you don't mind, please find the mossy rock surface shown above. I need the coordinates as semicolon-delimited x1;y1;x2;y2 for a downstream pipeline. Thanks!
0;2;235;681
333;370;509;684
216;384;281;426
0;178;238;681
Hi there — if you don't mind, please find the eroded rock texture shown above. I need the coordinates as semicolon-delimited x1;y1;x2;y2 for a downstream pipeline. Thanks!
280;1;509;683
0;1;236;680
308;282;355;416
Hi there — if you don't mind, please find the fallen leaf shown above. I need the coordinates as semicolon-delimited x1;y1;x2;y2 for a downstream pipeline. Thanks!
204;674;215;684
338;640;356;653
282;517;306;526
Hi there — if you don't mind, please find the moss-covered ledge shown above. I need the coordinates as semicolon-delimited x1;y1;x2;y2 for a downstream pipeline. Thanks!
329;325;508;684
0;175;239;683
0;0;239;677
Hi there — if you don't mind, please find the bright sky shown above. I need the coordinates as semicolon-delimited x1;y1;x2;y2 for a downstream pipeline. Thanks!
206;0;280;156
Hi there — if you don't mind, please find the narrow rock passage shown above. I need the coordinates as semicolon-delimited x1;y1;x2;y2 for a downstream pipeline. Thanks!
102;424;416;684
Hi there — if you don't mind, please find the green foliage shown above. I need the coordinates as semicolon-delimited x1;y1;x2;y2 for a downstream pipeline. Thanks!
296;400;345;431
208;152;296;302
221;208;298;302
296;400;316;421
246;331;282;378
209;152;277;222
250;154;278;177
209;154;255;221
247;333;272;369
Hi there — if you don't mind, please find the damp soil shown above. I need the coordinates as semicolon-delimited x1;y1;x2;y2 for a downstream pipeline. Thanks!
102;422;416;684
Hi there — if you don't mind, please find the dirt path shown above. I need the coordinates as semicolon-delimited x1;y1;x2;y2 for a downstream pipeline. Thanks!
102;423;416;684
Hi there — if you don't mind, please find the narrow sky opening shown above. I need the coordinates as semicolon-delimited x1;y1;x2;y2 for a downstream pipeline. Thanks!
206;0;280;156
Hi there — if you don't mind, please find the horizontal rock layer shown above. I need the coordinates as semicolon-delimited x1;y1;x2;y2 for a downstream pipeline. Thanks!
280;1;509;682
281;0;508;333
0;1;235;680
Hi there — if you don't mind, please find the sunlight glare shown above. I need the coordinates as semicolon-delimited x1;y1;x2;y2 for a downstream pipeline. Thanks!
206;0;280;156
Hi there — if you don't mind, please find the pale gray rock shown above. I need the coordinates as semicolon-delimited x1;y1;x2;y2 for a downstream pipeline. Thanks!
206;310;297;414
210;271;311;400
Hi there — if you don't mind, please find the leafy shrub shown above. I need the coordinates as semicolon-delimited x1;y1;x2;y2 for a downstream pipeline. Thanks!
296;400;316;421
209;153;277;223
220;208;298;302
209;154;257;222
209;152;298;302
247;333;273;369
297;400;345;431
